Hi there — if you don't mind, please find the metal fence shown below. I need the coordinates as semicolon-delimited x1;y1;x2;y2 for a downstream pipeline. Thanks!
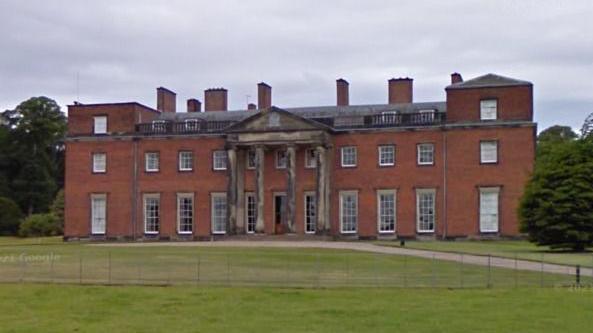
1;249;591;289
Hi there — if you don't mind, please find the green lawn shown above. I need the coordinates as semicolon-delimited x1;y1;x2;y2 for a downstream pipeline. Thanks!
0;238;588;288
375;240;593;268
0;284;592;332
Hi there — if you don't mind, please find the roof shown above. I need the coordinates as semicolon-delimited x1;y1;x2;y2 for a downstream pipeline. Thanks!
446;73;532;90
156;101;447;122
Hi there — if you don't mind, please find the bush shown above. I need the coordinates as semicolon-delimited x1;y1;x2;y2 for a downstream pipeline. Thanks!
18;213;62;237
0;197;23;235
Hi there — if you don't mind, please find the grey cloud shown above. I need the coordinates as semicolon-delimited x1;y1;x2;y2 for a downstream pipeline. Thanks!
1;0;592;131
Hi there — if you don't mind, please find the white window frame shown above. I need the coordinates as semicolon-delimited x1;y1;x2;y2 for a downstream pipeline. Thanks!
276;149;288;169
380;111;399;124
416;189;436;233
305;148;317;169
341;146;357;168
480;140;498;164
480;99;497;120
247;150;256;170
377;189;396;233
145;152;159;172
417;143;434;166
177;193;194;234
340;191;358;234
378;145;395;166
143;193;160;234
90;194;107;235
479;187;500;233
92;153;106;173
93;116;107;134
211;192;227;234
213;150;227;170
304;192;316;234
245;192;256;233
418;109;436;122
178;151;193;171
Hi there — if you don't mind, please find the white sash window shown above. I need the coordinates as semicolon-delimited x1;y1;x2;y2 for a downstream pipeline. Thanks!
480;187;500;233
91;194;106;235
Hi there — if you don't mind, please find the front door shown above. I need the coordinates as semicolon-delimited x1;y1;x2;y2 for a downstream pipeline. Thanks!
274;194;287;234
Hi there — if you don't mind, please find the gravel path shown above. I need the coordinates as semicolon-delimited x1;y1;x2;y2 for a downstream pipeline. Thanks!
97;240;591;277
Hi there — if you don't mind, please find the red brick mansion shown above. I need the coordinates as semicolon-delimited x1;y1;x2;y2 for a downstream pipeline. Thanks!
64;73;536;240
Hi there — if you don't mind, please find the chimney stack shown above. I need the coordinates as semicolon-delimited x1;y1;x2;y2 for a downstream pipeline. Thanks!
157;87;176;112
258;82;272;109
247;103;257;110
451;72;463;84
336;78;349;106
187;98;201;112
204;88;228;111
388;78;413;104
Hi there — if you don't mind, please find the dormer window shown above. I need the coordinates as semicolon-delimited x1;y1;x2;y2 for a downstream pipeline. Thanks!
93;116;107;134
184;119;199;131
152;120;167;133
418;109;436;123
480;99;497;120
380;111;399;124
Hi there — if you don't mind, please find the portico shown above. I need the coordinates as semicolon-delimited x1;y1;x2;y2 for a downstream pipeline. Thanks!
224;107;332;235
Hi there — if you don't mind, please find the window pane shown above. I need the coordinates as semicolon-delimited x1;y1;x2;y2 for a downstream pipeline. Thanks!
341;147;357;167
379;145;395;166
213;151;227;170
94;116;107;134
417;190;435;232
480;141;498;163
480;189;499;232
91;195;106;234
480;100;497;120
212;194;227;233
341;192;357;233
379;192;395;232
418;144;434;165
305;194;316;233
246;194;256;233
178;195;193;233
145;153;159;171
93;153;106;173
179;151;193;170
247;150;256;169
305;149;317;168
276;150;287;169
144;196;160;233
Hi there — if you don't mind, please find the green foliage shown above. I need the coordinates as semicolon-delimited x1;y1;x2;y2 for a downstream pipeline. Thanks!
536;125;578;164
18;213;62;237
519;138;593;251
0;197;23;236
1;97;66;214
49;189;64;230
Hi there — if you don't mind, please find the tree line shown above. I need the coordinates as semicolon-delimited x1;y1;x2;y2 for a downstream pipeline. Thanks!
0;97;65;236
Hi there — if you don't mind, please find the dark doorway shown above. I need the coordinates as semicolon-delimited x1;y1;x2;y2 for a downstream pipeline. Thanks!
274;194;287;234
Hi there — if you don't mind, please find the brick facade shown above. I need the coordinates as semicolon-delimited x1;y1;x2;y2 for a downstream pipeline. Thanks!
64;73;536;240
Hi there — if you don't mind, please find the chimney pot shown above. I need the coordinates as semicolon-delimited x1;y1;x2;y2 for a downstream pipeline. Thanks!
187;98;201;112
388;78;413;104
336;78;349;106
258;82;272;109
204;88;228;112
451;72;463;84
157;87;176;112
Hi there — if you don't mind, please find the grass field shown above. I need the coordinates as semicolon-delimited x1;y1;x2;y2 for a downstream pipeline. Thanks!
0;283;592;332
0;237;589;288
375;240;593;268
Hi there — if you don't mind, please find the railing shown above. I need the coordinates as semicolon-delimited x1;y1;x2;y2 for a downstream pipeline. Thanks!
135;112;446;135
311;111;446;129
136;120;237;135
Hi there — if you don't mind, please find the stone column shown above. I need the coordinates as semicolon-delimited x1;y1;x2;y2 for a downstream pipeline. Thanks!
315;145;327;234
286;145;296;233
235;149;246;234
226;147;237;234
255;145;265;233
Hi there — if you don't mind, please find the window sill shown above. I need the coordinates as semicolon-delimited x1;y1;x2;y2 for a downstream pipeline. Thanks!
341;230;357;234
144;231;159;235
416;230;435;234
212;231;227;235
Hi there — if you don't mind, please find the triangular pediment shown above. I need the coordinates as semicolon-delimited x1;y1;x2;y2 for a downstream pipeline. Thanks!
225;106;330;133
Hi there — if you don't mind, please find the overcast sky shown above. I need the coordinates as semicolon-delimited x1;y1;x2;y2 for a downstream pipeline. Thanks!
1;0;592;131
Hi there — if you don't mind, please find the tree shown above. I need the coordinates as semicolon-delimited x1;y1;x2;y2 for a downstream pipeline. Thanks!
519;139;593;251
581;112;593;138
536;125;578;163
0;197;23;235
50;189;65;230
1;97;66;214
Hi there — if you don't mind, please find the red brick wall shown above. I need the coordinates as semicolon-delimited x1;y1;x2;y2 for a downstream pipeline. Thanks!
68;103;160;136
446;85;533;123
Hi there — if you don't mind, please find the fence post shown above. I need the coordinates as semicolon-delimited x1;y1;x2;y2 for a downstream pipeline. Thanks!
345;255;350;287
459;253;464;288
487;254;492;288
315;253;321;288
19;253;26;283
374;254;379;286
431;253;436;288
540;253;544;288
196;253;200;286
403;254;408;288
79;252;83;285
108;251;112;285
514;253;518;288
576;265;581;287
49;252;55;284
137;259;142;285
226;254;230;286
